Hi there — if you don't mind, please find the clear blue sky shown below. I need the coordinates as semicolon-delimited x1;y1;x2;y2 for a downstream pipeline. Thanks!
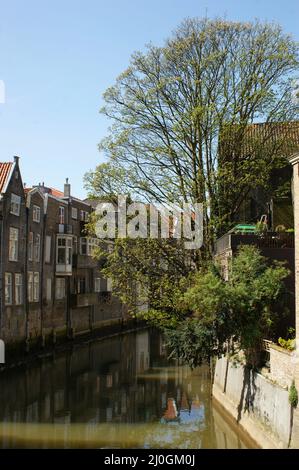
0;0;298;198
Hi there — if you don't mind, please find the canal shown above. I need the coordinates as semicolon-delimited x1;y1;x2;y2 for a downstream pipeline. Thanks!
0;328;254;448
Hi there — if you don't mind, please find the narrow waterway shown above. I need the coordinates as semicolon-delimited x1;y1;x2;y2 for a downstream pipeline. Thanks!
0;328;254;448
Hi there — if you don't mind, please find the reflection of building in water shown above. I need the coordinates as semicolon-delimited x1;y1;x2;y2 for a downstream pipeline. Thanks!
0;329;165;427
0;329;253;448
162;398;178;422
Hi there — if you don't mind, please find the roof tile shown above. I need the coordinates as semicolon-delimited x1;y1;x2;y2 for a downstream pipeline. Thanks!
0;162;13;193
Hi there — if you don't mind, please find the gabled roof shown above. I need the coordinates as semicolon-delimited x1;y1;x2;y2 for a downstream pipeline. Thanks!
0;162;14;193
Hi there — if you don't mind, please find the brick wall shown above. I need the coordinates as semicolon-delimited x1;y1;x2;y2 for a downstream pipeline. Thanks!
269;344;296;388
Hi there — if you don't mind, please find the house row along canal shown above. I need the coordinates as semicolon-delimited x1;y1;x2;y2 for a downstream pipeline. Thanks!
0;328;256;448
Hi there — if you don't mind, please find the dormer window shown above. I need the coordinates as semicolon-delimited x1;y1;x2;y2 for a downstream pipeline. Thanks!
33;205;41;223
10;193;21;216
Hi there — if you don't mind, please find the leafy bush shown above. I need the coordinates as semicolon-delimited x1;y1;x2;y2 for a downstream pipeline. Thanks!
166;245;290;367
278;337;295;351
289;381;298;408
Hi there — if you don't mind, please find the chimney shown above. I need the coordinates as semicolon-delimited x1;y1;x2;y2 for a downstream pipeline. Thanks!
64;178;71;198
13;156;20;164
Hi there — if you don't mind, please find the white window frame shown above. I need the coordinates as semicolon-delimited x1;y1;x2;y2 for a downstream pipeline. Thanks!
28;232;34;261
71;207;78;220
34;234;41;262
107;278;112;292
55;278;66;300
10;193;21;216
94;278;101;293
28;271;34;302
15;273;23;305
79;237;99;256
77;277;86;294
72;235;78;255
56;235;72;265
59;206;65;224
80;210;89;222
4;273;13;305
33;272;39;302
9;227;19;261
33;205;41;223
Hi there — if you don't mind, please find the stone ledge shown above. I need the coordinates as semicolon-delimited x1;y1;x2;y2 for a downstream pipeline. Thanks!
270;343;293;355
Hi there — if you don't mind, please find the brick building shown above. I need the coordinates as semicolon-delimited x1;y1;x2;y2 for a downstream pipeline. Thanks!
0;157;125;351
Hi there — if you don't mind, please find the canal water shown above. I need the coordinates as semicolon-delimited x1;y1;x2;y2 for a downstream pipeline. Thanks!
0;328;254;448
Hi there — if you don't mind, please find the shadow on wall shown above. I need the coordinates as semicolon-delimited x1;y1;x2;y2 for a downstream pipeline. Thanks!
237;367;257;422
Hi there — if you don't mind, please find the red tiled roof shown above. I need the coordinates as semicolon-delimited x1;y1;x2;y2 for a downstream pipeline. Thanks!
24;186;64;198
48;187;64;198
0;162;13;193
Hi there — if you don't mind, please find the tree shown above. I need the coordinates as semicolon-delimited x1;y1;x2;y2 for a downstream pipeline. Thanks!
166;245;290;367
92;237;190;327
86;17;299;257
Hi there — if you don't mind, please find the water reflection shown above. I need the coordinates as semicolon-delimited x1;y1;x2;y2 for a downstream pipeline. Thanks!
0;329;253;448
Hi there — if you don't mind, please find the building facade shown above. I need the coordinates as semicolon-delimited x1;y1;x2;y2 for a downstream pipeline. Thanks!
0;157;125;352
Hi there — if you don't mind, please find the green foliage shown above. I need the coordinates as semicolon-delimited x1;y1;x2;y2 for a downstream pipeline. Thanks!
166;318;224;369
278;337;295;351
93;237;191;320
289;381;298;408
86;17;299;254
166;246;290;366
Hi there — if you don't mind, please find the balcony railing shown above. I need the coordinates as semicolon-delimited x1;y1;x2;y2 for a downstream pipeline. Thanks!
215;232;294;255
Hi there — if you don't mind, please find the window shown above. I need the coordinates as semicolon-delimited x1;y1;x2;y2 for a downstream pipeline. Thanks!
80;237;99;256
80;210;89;222
33;272;39;302
72;207;78;220
45;235;51;263
72;236;78;255
4;273;12;305
107;278;112;292
94;278;101;292
80;237;87;255
33;205;41;223
9;227;19;261
15;273;23;305
10;193;21;216
46;278;52;301
28;272;33;302
56;236;72;265
77;277;86;294
34;234;41;262
55;278;65;299
28;232;33;261
28;272;39;302
59;206;65;224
